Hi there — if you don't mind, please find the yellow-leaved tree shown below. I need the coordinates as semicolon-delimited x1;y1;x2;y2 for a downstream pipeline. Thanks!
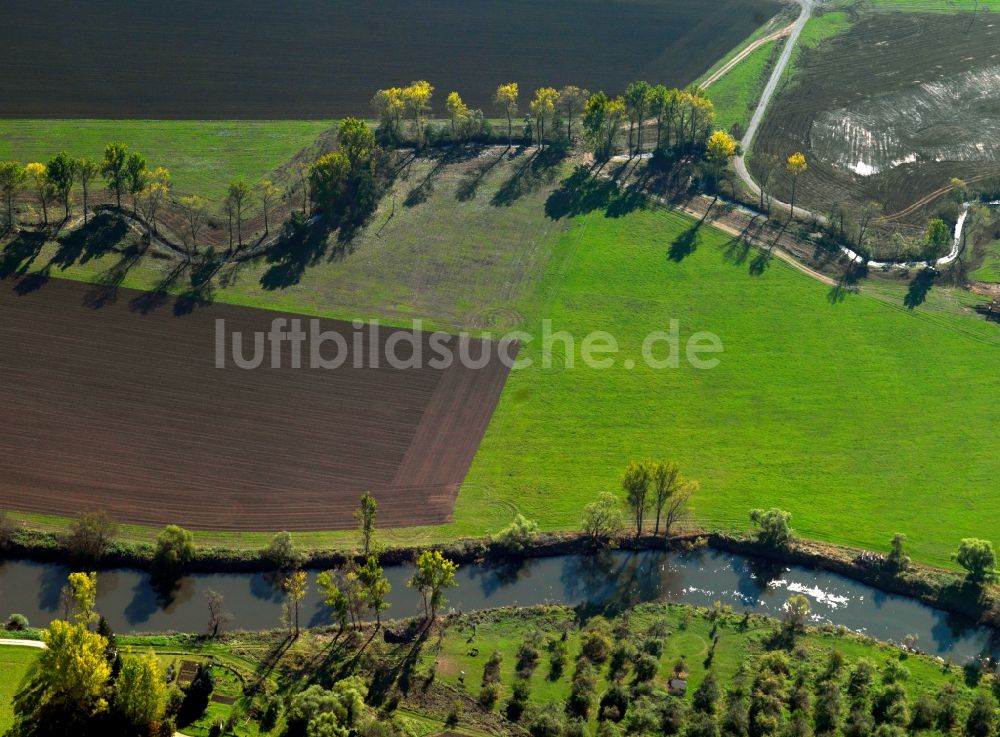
38;619;112;712
786;151;808;217
529;87;560;148
494;82;519;147
113;650;166;729
66;570;98;625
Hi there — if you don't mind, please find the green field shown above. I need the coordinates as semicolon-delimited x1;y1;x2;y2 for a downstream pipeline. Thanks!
971;239;1000;282
0;120;331;198
706;40;781;133
0;647;39;733
9;157;1000;568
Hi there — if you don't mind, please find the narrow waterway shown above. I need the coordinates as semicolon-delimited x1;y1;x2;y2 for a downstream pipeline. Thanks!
0;549;995;662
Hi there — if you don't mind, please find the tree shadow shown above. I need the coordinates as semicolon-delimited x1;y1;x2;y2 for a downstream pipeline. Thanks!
0;231;47;280
13;267;51;295
491;145;567;207
82;242;147;309
605;186;646;218
544;165;619;220
828;263;865;304
668;222;702;262
903;268;936;309
749;248;773;276
721;218;764;266
49;213;126;270
456;149;507;202
129;260;188;315
260;218;330;291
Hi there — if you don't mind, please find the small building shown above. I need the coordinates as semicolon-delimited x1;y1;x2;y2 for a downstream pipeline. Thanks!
668;677;688;696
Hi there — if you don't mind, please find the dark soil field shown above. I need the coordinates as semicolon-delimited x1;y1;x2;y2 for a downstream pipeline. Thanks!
0;0;780;119
0;277;511;530
752;11;1000;221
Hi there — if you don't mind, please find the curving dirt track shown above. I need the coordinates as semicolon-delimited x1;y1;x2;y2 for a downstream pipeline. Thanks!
0;277;512;531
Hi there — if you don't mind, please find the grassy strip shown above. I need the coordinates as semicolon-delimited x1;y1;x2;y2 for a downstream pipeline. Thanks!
707;39;784;133
0;647;38;733
0;120;331;197
780;10;852;86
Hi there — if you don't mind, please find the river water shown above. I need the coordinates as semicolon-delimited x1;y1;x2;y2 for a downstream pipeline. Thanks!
0;549;995;662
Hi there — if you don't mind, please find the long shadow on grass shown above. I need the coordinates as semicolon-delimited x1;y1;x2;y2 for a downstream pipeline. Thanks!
48;213;126;270
544;164;646;220
260;219;330;290
0;230;47;280
904;268;936;309
492;144;567;207
83;242;147;309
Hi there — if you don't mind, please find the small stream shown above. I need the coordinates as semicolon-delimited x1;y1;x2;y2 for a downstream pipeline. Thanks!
1;549;995;662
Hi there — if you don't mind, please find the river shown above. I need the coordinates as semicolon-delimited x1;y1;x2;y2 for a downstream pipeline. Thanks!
0;549;995;662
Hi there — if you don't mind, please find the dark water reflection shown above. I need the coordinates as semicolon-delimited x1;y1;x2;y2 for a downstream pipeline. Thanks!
0;549;996;662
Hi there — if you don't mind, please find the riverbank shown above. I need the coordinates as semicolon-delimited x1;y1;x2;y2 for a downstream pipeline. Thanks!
3;526;997;643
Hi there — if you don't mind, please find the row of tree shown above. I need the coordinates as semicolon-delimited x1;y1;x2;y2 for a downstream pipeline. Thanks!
371;79;723;160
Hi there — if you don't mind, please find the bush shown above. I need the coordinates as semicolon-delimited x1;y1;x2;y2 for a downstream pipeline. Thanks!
5;613;28;631
494;514;538;553
580;618;613;663
953;538;996;583
749;508;792;548
152;524;195;580
634;654;659;682
479;681;503;709
264;531;302;570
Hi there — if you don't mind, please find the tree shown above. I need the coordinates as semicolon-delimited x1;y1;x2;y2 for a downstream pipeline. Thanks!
408;549;459;621
855;200;882;251
46;151;77;220
495;82;519;147
357;554;391;627
786;152;807;218
113;649;166;729
0;161;26;230
205;589;232;637
402;80;433;148
101;142;129;209
494;513;538;552
32;619;111;714
137;166;169;240
283;569;308;636
706;130;738;192
953;538;995;583
582;491;624;543
887;533;910;570
559;85;589;141
124;151;147;215
153;524;195;580
583;91;626;160
964;692;996;737
446;91;470;140
178;194;208;251
624;80;652;156
226;178;253;249
372;87;405;140
316;569;351;633
75;158;100;226
257;178;279;235
782;594;810;632
529;87;560;148
648;85;670;149
264;531;302;570
309;151;350;216
25;162;53;226
67;510;117;560
650;461;682;535
922;218;950;266
66;571;99;625
749;508;792;548
350;491;377;557
622;460;652;537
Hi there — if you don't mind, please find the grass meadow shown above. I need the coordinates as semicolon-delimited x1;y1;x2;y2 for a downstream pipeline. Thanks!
10;154;1000;568
0;120;331;197
705;39;782;133
0;647;38;733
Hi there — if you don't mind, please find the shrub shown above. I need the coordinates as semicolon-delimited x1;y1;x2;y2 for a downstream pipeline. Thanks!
580;617;613;663
749;508;792;548
634;654;659;682
5;613;28;631
953;539;996;583
264;531;302;570
494;514;538;553
152;524;195;580
479;680;503;709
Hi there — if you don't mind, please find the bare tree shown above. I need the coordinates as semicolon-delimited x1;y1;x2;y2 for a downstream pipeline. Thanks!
855;200;882;252
661;481;697;535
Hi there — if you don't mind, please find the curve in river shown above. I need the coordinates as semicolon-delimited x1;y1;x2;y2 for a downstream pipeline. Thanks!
1;550;996;663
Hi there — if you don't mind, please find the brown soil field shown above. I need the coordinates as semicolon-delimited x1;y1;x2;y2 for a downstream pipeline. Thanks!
0;0;780;119
752;11;1000;222
0;277;512;530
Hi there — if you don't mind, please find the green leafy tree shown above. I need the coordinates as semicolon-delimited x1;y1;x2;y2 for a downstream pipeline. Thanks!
356;491;378;556
494;513;538;552
20;619;112;717
316;569;351;633
0;161;26;229
624;80;652;155
622;460;652;537
282;569;308;636
357;555;391;627
46;151;76;220
887;533;910;570
264;530;302;570
257;178;279;235
408;549;459;621
75;158;100;226
749;508;793;548
953;538;996;583
559;85;589;141
124;151;147;214
152;524;195;580
583;491;624;543
113;649;166;729
923;218;951;266
782;594;810;633
101;143;129;209
964;692;996;737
